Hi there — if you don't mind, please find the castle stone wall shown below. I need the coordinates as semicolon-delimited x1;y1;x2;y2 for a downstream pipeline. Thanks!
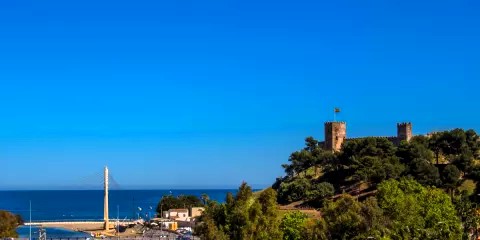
397;122;413;142
322;122;413;151
324;121;346;152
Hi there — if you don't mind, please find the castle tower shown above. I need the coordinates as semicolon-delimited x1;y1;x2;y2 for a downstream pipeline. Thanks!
104;166;109;231
324;122;346;152
397;122;412;143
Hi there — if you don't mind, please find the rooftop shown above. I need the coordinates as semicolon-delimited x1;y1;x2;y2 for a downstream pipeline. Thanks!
169;209;189;212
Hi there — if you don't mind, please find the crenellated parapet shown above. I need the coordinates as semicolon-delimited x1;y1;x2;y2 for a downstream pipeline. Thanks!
345;136;400;145
323;121;413;151
346;136;397;141
325;121;347;125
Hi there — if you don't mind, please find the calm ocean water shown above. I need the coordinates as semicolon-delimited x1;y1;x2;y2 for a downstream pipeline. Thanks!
0;190;237;221
16;226;91;238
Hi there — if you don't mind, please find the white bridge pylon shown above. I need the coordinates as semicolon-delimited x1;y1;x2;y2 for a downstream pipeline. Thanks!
104;166;109;231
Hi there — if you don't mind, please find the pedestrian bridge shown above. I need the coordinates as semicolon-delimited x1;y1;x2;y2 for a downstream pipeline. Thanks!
24;167;137;231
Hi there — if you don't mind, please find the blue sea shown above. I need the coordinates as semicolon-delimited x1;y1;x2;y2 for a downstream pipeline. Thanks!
0;190;237;221
16;226;91;238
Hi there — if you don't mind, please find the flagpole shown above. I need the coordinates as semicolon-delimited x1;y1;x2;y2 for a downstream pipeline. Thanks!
334;108;341;122
333;108;336;122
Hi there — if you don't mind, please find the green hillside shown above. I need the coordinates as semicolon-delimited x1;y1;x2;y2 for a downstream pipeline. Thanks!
195;128;480;240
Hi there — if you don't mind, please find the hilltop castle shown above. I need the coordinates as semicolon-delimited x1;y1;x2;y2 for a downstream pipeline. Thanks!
323;121;413;151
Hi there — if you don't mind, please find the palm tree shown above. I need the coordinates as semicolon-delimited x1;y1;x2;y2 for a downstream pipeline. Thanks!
201;193;209;205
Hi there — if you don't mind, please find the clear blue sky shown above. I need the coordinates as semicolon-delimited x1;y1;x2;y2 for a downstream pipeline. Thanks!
0;0;479;189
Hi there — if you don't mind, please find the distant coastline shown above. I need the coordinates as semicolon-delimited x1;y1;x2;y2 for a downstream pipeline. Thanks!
0;189;243;221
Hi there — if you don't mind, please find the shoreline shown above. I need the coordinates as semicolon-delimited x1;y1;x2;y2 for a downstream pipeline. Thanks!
24;223;142;237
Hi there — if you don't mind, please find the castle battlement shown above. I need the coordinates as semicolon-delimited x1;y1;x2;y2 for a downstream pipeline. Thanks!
324;121;347;125
346;136;397;141
323;121;412;151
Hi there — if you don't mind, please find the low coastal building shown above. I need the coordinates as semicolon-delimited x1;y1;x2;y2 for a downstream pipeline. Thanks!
190;207;204;218
150;218;178;230
163;209;189;220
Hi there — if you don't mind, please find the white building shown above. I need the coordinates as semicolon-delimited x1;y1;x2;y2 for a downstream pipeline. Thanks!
191;207;205;218
163;208;189;220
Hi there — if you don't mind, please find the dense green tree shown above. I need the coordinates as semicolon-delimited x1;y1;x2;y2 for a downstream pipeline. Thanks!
305;182;334;205
282;137;340;179
428;133;443;164
281;137;324;178
465;129;480;159
280;211;308;240
181;195;204;207
442;165;461;191
272;176;286;190
273;128;479;240
396;140;434;165
281;163;296;178
452;151;475;173
247;188;283;240
467;165;480;183
352;156;404;184
376;178;462;239
409;135;431;148
339;138;404;185
396;140;445;187
304;136;319;152
315;150;338;173
277;177;311;203
286;149;314;177
156;194;203;214
360;197;390;238
454;193;480;239
442;129;469;155
0;210;22;238
341;138;397;160
302;219;329;240
407;159;442;186
321;195;389;240
157;195;179;213
428;129;480;164
201;193;210;205
196;183;282;240
321;195;364;239
195;216;229;240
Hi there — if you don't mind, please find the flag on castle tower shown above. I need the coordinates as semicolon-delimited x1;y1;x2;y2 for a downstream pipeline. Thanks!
334;107;341;113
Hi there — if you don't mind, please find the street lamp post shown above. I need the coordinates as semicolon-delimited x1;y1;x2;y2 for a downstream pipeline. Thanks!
29;201;31;240
149;206;153;221
160;195;165;234
117;205;120;240
160;204;163;233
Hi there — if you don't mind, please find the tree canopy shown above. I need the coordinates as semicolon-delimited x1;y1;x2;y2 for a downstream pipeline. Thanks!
317;178;462;239
270;128;479;239
195;184;282;240
0;210;23;238
156;194;204;214
195;128;480;240
376;178;462;239
277;128;480;205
